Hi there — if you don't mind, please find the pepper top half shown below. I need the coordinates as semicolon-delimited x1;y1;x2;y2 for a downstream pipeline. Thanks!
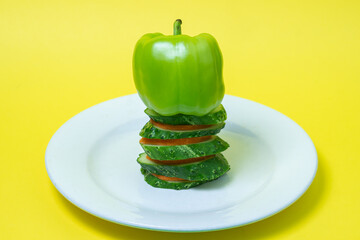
133;19;224;116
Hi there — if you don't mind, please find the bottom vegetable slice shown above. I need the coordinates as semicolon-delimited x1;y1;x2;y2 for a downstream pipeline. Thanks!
137;153;230;181
140;168;207;190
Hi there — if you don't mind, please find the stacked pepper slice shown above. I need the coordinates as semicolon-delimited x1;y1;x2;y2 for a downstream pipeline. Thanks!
137;105;230;190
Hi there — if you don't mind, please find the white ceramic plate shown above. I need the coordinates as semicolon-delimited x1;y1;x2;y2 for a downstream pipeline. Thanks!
45;94;317;232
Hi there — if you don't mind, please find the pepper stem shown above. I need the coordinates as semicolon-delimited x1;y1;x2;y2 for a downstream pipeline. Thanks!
173;19;182;35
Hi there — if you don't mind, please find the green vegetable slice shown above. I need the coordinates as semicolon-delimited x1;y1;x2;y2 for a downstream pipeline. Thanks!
140;168;207;190
137;153;230;181
140;121;225;139
144;104;227;125
140;136;229;160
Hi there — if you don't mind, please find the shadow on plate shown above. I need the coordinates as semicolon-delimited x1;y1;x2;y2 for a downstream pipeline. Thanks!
51;151;328;240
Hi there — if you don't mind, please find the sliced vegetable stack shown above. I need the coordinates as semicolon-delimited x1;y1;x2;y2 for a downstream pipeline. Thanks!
137;105;230;190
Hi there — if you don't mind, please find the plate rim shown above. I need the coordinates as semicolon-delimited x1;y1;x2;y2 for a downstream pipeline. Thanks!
45;94;318;232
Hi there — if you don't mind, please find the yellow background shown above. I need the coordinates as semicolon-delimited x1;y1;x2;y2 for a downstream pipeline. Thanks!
1;0;359;239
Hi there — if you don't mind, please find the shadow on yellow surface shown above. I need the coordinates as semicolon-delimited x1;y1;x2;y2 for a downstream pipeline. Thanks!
52;151;328;239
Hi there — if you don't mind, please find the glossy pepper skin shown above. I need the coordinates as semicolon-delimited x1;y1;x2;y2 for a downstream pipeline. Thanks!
133;19;224;116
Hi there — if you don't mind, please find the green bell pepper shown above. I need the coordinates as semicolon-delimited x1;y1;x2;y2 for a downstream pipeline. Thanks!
133;19;224;116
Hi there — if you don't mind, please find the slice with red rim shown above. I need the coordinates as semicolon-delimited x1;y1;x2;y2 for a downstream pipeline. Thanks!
151;173;190;182
139;135;212;146
150;119;213;131
144;104;227;125
140;168;207;190
146;155;214;165
137;153;230;181
140;120;225;139
140;136;229;160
